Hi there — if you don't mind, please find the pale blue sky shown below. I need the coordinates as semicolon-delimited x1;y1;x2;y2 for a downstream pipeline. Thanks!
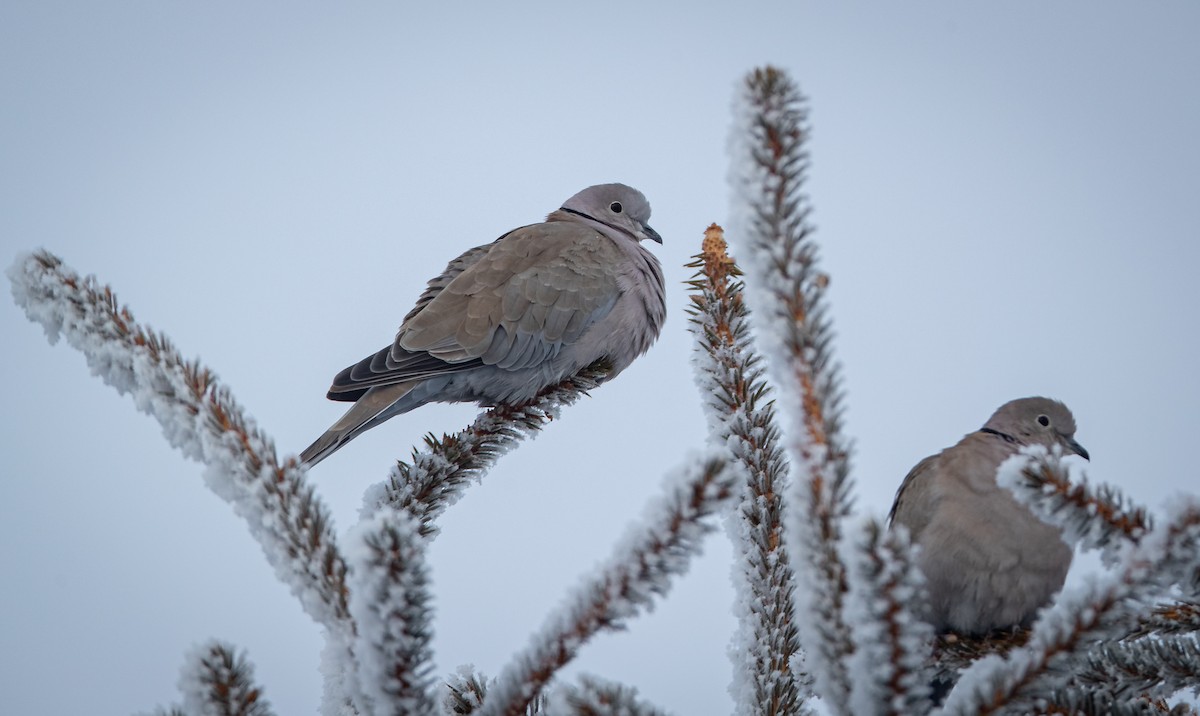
3;3;1198;714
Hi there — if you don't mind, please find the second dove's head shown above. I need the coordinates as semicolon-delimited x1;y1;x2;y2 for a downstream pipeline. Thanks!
985;396;1089;460
558;183;663;245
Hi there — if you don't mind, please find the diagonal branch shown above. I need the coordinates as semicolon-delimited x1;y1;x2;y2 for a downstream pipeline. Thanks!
477;455;735;716
8;249;350;633
363;363;610;537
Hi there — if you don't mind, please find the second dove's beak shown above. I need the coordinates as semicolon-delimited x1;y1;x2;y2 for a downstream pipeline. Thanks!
1065;436;1090;461
641;223;663;244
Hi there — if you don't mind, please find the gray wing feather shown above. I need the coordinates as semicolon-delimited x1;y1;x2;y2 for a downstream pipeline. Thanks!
399;223;621;368
888;453;941;538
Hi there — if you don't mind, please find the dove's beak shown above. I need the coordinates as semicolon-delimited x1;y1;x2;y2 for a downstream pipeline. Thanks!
1064;436;1090;461
641;224;663;244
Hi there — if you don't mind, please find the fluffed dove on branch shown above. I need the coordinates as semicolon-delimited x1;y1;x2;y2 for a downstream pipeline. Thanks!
300;183;666;466
888;397;1089;634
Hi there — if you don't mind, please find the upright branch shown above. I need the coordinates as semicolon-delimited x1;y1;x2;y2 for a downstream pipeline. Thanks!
687;224;808;714
730;65;855;708
176;641;276;716
7;250;350;633
477;455;735;716
364;363;610;537
346;510;437;716
844;519;933;715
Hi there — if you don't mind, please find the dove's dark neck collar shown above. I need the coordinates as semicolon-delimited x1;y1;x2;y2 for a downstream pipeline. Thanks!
980;427;1020;445
560;206;634;240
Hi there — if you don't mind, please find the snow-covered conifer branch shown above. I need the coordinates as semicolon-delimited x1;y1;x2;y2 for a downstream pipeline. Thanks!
443;668;490;714
686;224;808;714
7;250;350;632
177;641;276;716
1072;635;1200;702
547;674;674;715
1038;688;1192;716
1129;600;1200;639
844;518;933;715
730;65;855;710
476;455;735;716
998;446;1151;558
346;510;437;716
363;364;610;536
939;498;1200;715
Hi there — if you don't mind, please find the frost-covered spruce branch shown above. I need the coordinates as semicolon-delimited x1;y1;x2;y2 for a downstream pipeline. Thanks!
1037;689;1191;716
686;224;807;714
939;497;1200;715
997;446;1151;559
476;455;734;716
7;250;350;632
362;363;610;536
345;510;436;716
171;641;275;716
547;674;674;716
730;65;855;709
1128;600;1200;639
844;518;933;715
1072;634;1200;702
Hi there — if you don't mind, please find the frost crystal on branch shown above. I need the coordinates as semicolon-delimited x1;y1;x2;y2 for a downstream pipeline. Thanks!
7;250;350;634
687;224;808;714
177;641;275;716
547;674;674;716
477;455;735;716
997;445;1152;559
844;519;932;715
730;65;854;710
363;363;610;536
941;496;1200;714
346;510;437;716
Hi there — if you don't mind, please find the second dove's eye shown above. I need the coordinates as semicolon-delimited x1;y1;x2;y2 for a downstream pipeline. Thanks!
610;201;623;213
1037;415;1050;427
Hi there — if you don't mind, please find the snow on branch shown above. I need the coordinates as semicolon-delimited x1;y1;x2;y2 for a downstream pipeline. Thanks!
476;455;735;716
346;509;437;716
1128;600;1200;640
177;641;276;716
1073;634;1200;702
939;497;1200;715
547;674;674;716
686;224;808;714
7;250;350;633
844;519;933;715
362;363;610;537
997;445;1152;560
730;64;855;709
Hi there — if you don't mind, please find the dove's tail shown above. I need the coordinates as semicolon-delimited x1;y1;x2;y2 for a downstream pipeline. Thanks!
300;382;417;466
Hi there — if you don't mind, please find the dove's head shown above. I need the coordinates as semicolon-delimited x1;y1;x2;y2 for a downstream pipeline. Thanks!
557;183;663;245
984;396;1089;460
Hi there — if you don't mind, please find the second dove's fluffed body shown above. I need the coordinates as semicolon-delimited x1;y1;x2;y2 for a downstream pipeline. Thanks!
888;397;1088;634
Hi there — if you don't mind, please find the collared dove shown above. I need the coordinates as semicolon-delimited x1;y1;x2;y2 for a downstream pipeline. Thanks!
888;397;1089;634
300;183;666;466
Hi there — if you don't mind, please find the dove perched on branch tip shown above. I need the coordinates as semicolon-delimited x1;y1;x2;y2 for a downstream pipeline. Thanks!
300;183;666;466
888;397;1089;634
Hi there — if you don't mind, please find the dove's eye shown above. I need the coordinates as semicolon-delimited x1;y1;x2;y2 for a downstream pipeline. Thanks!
609;201;623;213
1037;415;1050;427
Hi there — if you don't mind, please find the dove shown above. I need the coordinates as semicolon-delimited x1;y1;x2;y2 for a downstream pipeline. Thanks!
888;397;1089;634
300;183;666;466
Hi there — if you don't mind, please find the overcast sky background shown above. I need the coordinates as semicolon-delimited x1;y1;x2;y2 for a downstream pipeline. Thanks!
3;3;1198;714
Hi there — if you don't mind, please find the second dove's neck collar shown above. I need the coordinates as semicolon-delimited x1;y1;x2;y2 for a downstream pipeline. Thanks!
979;426;1021;445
